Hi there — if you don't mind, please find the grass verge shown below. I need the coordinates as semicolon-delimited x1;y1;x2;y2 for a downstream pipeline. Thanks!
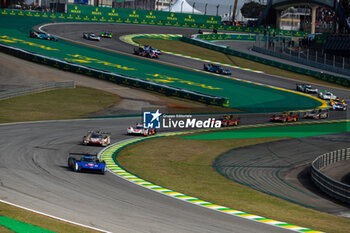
134;39;349;90
0;86;120;123
0;201;99;233
118;136;350;233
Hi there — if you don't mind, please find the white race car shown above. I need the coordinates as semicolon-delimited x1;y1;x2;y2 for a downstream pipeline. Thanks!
318;90;336;100
127;123;156;136
331;102;347;111
296;83;318;93
83;32;100;41
83;130;110;146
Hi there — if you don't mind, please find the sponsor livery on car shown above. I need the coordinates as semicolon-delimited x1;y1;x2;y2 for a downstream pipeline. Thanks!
127;123;156;136
101;31;112;38
133;47;158;58
331;102;347;111
83;32;101;41
270;112;299;122
219;115;240;127
30;30;57;41
68;153;106;174
204;64;231;75
296;83;318;93
318;90;336;100
83;130;110;147
303;109;329;119
143;45;162;55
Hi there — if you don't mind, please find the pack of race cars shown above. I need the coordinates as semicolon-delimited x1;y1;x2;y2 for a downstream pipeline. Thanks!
296;83;347;111
82;31;113;41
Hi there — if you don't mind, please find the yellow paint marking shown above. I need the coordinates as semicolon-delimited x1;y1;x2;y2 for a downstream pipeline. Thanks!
146;73;222;90
258;219;277;222
64;58;91;63
66;54;135;70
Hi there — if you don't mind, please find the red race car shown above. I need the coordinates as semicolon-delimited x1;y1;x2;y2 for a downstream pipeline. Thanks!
270;112;299;123
127;123;157;136
219;115;240;127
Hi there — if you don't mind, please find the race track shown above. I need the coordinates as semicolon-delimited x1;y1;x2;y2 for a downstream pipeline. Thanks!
0;119;292;233
41;22;350;110
214;132;350;216
0;16;349;232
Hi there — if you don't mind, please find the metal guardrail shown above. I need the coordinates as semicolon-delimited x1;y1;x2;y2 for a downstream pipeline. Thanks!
180;36;350;88
0;81;76;100
311;148;350;204
252;45;350;77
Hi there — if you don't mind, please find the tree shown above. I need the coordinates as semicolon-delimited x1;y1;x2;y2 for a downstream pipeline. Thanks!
240;1;266;19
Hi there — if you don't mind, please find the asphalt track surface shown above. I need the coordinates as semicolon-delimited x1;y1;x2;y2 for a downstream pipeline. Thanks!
0;119;293;233
41;22;350;110
0;20;349;232
214;133;350;217
2;14;325;112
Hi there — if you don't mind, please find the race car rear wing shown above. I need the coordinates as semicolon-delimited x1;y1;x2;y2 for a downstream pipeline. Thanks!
87;130;111;135
69;152;98;157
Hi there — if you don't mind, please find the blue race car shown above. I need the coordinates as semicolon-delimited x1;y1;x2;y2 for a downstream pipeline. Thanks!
30;30;57;41
204;64;231;75
68;153;106;174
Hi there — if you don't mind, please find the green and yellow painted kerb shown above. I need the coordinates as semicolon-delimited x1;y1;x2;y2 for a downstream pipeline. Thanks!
99;120;350;233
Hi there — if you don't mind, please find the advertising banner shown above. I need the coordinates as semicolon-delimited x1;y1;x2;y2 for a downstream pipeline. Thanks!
66;4;220;28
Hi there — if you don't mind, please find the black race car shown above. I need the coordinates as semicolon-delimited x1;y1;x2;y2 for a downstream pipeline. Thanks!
204;64;231;75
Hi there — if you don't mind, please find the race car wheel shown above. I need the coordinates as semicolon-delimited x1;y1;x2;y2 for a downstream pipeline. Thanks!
73;162;79;172
102;167;106;175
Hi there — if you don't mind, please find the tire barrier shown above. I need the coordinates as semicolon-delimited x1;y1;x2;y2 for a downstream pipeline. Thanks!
311;148;350;204
180;36;350;88
0;43;229;107
0;81;76;100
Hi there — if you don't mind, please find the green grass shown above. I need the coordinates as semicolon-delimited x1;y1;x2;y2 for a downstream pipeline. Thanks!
0;202;99;233
0;86;120;123
183;122;350;139
118;136;350;233
134;39;349;90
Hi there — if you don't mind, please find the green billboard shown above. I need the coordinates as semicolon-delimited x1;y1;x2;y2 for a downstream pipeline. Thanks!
67;4;220;28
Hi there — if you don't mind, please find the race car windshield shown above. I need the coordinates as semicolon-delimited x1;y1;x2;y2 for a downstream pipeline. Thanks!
91;134;101;138
136;125;143;129
82;157;95;162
